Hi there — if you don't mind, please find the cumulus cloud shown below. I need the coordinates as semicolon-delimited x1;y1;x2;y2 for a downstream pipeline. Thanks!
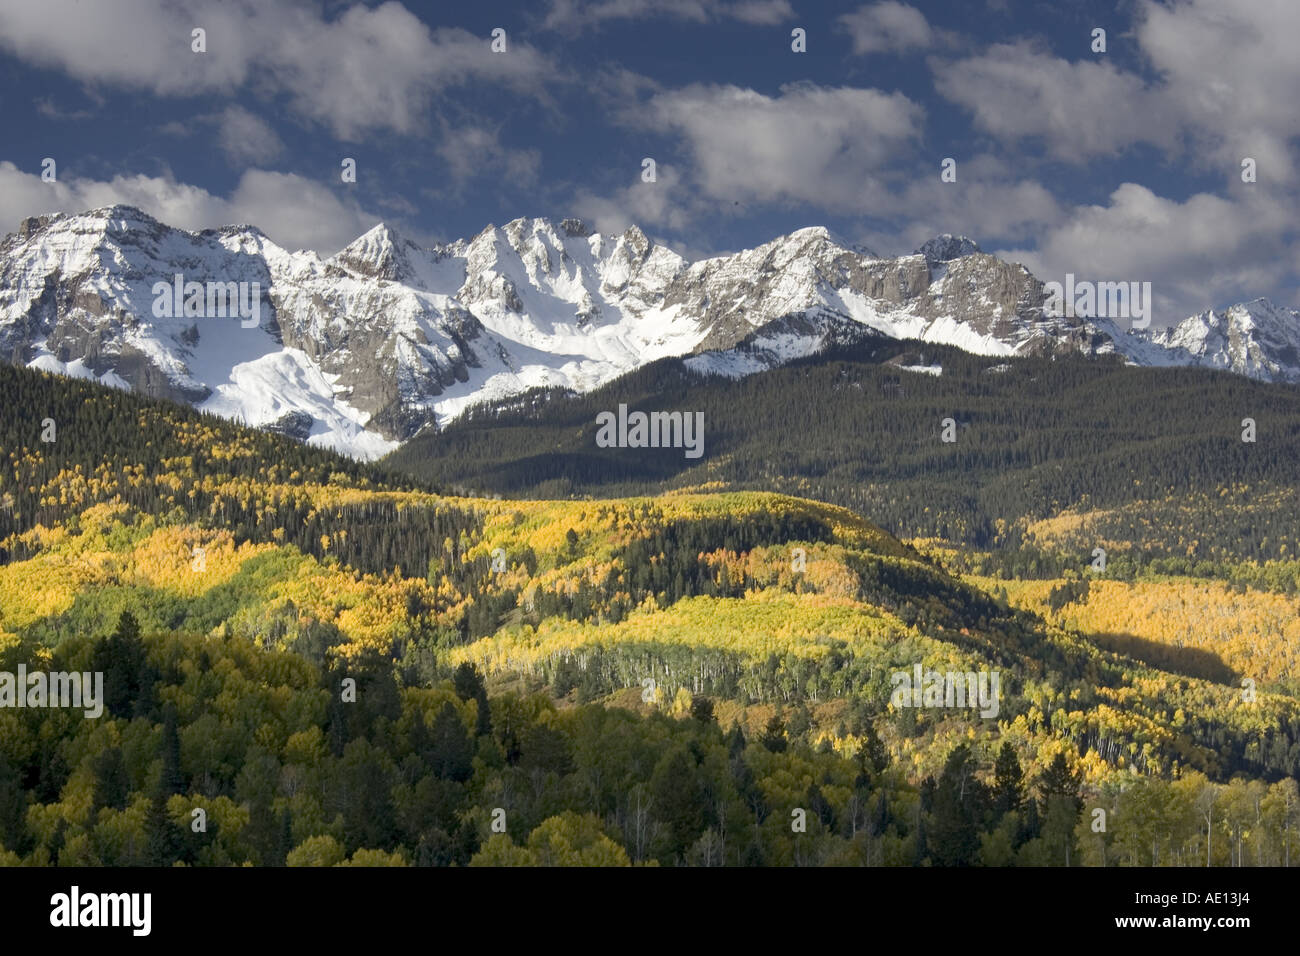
1136;0;1300;181
933;1;1300;178
838;2;933;55
0;0;558;139
921;0;1300;316
933;42;1178;160
0;162;382;256
998;183;1297;323
572;163;706;235
636;82;924;211
872;155;1062;253
214;106;285;166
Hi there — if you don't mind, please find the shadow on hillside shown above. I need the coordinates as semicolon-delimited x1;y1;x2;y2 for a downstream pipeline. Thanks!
479;451;689;493
1088;631;1237;685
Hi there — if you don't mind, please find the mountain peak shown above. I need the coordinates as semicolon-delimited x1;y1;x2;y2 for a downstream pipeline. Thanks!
1140;296;1300;383
68;204;164;236
331;222;415;280
917;234;981;264
560;217;591;238
85;203;154;220
781;225;852;248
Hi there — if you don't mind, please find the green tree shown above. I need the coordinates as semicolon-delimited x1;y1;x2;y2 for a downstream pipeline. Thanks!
993;742;1024;816
145;790;186;866
929;744;986;866
429;702;474;782
92;610;154;719
453;662;492;736
650;747;706;861
861;722;889;776
760;714;787;753
689;695;716;724
287;834;346;867
91;746;131;813
159;703;184;795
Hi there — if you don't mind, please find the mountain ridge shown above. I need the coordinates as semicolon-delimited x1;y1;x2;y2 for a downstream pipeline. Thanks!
2;203;1297;459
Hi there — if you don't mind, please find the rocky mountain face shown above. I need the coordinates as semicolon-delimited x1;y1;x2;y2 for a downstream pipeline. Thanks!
1142;299;1300;382
1;205;1296;459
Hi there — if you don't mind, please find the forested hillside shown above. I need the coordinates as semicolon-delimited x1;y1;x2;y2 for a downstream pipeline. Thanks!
385;340;1300;566
2;363;1298;867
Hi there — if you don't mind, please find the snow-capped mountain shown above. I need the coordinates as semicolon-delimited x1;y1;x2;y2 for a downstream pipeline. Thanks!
2;205;1296;459
1137;299;1300;382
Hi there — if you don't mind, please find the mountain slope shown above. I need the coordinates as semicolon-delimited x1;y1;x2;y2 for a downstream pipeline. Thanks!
383;340;1300;567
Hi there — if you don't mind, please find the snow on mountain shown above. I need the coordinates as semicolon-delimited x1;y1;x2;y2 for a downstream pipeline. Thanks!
2;205;1297;460
683;308;879;379
1135;299;1300;382
917;234;980;265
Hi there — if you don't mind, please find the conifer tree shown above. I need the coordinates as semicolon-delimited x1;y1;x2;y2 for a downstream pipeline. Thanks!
993;742;1024;815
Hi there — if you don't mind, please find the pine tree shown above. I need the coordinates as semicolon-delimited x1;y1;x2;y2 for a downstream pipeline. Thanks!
870;789;889;837
808;782;834;828
275;808;294;867
93;610;153;719
689;695;716;724
650;748;706;862
326;692;349;758
429;702;474;782
725;722;747;759
160;704;184;795
453;662;492;736
0;753;27;853
929;744;986;866
760;714;787;753
145;788;185;866
409;706;432;766
993;742;1024;815
862;721;889;775
1040;752;1081;810
91;747;130;812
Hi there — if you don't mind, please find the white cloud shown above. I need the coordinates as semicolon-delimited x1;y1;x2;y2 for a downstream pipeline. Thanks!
1136;0;1300;181
920;1;1300;317
214;106;285;166
573;164;705;234
0;0;558;140
638;82;924;210
434;126;541;188
838;2;933;55
886;157;1062;251
933;1;1300;178
728;0;794;25
933;42;1177;160
998;183;1297;323
0;162;382;256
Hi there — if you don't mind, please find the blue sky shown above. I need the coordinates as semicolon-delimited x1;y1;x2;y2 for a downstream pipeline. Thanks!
0;0;1297;323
